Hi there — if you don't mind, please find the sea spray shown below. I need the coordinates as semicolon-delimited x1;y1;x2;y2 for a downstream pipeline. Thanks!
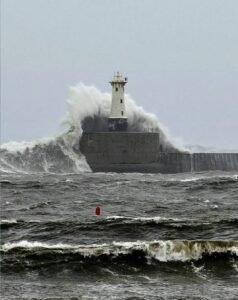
64;83;161;132
64;83;184;152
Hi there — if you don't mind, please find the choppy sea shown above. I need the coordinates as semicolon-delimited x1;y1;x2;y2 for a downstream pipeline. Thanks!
1;171;238;299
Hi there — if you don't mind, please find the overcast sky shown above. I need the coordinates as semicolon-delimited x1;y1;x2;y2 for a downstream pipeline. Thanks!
1;0;238;149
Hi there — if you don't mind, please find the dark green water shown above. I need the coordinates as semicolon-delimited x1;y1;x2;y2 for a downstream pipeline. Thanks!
1;171;238;299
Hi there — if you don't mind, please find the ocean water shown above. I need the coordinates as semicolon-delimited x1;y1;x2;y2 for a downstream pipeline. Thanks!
1;170;238;300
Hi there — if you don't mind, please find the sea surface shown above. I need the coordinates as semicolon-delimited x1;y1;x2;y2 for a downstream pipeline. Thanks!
1;171;238;300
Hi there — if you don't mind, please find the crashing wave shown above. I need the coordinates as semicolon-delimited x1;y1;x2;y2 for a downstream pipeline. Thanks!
2;240;237;263
64;83;184;152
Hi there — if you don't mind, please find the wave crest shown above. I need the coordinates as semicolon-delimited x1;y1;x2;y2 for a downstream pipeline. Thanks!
0;131;90;174
2;240;237;263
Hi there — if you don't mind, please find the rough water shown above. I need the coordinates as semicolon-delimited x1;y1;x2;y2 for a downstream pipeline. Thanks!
1;170;238;300
1;84;238;299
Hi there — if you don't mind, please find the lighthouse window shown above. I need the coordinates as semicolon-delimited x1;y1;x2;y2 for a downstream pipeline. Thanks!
115;87;118;92
121;111;124;116
120;99;123;103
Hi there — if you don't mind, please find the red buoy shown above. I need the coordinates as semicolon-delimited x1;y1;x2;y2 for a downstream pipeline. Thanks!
95;207;101;216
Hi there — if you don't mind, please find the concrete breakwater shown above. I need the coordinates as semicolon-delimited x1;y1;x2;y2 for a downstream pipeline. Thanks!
157;152;238;173
79;132;238;173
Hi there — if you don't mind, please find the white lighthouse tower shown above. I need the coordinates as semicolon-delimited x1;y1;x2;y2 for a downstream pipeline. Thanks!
108;72;128;131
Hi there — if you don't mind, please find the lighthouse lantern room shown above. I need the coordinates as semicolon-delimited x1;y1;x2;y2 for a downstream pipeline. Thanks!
108;72;128;131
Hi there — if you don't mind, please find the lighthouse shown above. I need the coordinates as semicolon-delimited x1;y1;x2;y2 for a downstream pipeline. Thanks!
108;72;128;131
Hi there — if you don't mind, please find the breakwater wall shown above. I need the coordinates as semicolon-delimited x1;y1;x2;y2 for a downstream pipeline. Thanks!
79;132;238;173
157;153;238;173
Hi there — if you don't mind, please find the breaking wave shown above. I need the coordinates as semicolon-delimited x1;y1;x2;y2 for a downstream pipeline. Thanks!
1;240;237;272
0;130;90;174
0;83;182;174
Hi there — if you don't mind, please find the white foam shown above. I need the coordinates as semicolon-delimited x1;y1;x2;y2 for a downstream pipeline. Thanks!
2;240;74;251
59;131;91;173
179;178;202;182
106;215;181;223
178;174;238;182
1;219;17;224
106;215;131;220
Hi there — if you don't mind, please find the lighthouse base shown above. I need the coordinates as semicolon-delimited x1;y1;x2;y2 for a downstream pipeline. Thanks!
108;118;128;131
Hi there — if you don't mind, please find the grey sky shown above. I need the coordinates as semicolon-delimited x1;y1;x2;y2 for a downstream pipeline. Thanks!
1;0;238;149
